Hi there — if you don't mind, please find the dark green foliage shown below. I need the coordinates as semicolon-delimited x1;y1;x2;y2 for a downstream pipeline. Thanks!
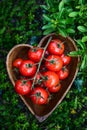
41;0;87;37
0;0;42;50
0;0;87;130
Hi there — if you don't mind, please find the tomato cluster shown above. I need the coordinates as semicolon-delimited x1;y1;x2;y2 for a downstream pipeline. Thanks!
13;39;71;105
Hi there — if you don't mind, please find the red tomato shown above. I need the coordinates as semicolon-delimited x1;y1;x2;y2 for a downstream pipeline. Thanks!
28;47;44;62
13;58;23;68
48;39;64;55
43;71;59;88
61;54;71;65
45;55;63;71
49;83;61;93
30;87;49;105
15;79;32;95
57;67;69;80
19;60;37;77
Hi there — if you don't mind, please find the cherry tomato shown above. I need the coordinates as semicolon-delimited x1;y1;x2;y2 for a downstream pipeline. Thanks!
61;54;71;65
57;67;69;80
13;58;23;68
30;87;49;105
43;71;59;88
49;83;61;93
45;55;63;71
28;47;44;62
19;60;37;77
48;39;64;55
15;79;32;95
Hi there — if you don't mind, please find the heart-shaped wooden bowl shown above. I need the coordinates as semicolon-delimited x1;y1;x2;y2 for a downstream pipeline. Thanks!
6;33;79;122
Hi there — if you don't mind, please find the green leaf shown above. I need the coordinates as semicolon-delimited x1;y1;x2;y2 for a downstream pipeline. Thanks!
79;0;84;4
75;39;86;50
40;5;48;10
76;5;81;9
43;28;54;35
58;28;67;37
59;1;64;11
80;54;87;70
74;96;78;109
67;28;75;33
60;19;66;25
58;8;65;18
77;26;87;32
43;14;51;22
0;27;6;34
65;18;74;24
82;36;87;42
42;24;54;30
69;11;78;17
59;23;66;28
69;50;84;56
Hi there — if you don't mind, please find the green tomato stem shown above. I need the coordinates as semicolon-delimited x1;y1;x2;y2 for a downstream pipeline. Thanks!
31;36;52;88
